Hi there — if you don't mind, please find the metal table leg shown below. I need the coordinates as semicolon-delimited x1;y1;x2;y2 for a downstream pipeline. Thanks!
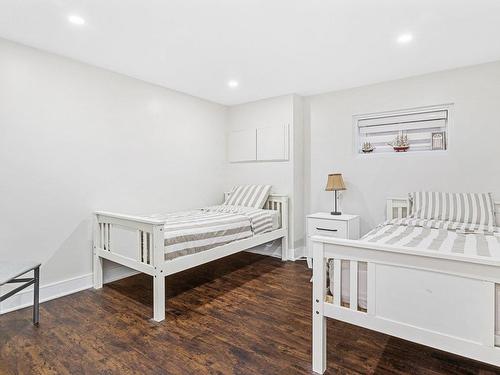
33;266;40;326
0;262;41;326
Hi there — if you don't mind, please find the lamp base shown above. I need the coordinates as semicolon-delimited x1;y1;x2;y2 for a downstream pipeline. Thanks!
330;211;342;216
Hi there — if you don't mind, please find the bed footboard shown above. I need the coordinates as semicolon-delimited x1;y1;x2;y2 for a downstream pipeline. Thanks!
93;211;167;321
312;236;500;374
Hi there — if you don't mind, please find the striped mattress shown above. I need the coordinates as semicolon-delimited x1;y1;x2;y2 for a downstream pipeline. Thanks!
328;220;500;310
147;205;279;260
362;220;500;259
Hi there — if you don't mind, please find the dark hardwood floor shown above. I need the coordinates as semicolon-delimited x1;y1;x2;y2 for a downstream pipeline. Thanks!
1;253;498;374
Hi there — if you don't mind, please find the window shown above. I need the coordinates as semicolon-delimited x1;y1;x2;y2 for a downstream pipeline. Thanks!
354;104;452;155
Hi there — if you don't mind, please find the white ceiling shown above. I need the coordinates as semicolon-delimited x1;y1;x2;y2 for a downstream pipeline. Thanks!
1;0;500;105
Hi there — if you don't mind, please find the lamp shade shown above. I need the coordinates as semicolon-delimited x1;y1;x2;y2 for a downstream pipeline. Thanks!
325;173;346;191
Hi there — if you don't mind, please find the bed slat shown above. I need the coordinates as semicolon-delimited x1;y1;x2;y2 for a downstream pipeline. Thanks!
138;230;143;262
350;261;358;310
100;223;104;250
147;232;151;265
367;262;376;315
333;259;341;306
105;223;109;251
107;224;111;251
137;230;152;265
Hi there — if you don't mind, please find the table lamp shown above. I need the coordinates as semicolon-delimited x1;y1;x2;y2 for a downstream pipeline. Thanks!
325;173;346;215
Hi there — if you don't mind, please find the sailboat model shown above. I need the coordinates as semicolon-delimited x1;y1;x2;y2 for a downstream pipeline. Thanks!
388;132;410;152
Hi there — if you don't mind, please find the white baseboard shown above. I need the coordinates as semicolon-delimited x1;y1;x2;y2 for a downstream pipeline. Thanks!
245;246;306;262
0;273;92;315
243;239;305;262
104;264;140;284
0;265;138;315
244;240;282;259
292;246;306;261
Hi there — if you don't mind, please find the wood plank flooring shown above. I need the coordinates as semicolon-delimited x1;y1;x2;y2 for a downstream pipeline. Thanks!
1;253;499;374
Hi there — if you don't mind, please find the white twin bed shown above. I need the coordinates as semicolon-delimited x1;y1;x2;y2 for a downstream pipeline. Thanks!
312;192;500;373
93;185;288;322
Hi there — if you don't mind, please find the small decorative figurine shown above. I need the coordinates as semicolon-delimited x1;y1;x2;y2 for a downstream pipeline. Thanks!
361;142;375;153
388;131;410;152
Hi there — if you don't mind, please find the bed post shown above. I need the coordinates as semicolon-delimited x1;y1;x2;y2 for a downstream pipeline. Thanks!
93;215;103;289
312;241;327;374
152;225;166;322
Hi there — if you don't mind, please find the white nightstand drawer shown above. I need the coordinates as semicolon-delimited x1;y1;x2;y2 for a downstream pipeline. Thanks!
307;218;347;238
305;213;360;268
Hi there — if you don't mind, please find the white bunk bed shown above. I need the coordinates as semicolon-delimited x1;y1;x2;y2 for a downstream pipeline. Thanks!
93;193;288;322
312;197;500;373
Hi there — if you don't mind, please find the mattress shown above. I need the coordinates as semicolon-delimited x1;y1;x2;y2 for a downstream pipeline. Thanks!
146;205;279;260
329;221;500;310
362;219;500;258
205;205;280;234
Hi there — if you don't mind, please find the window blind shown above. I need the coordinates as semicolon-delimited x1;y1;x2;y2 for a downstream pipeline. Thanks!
356;106;450;154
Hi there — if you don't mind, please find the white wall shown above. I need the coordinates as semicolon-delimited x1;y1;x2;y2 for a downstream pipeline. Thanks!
225;94;305;258
306;61;500;235
0;38;227;305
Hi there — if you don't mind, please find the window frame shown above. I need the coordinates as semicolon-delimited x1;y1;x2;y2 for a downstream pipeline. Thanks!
353;103;454;158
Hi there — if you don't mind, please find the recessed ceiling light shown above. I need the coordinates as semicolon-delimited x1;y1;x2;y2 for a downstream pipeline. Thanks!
227;80;239;88
397;33;413;44
68;15;85;25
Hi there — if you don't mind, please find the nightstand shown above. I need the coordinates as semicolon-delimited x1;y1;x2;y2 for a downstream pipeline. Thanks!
305;213;360;268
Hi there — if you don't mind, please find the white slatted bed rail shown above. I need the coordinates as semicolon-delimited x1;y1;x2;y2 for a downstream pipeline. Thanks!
93;194;288;322
312;198;500;374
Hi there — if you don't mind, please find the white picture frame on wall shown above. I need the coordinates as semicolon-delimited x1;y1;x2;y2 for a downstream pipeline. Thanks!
227;124;289;163
256;124;289;161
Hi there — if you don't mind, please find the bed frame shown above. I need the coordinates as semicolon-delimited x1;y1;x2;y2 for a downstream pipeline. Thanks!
93;194;288;322
312;198;500;373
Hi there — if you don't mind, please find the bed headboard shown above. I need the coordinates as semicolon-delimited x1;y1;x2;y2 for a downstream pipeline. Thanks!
386;197;411;220
223;192;288;229
387;197;500;226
